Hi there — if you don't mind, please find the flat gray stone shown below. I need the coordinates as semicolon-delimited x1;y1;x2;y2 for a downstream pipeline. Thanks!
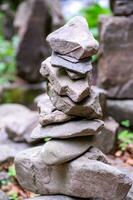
51;52;92;75
41;138;109;165
35;93;72;126
31;119;104;139
47;16;99;59
48;84;102;119
40;57;91;102
15;147;131;199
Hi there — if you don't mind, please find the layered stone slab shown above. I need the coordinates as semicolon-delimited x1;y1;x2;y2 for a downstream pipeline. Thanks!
31;119;104;139
15;147;132;199
51;52;92;75
41;138;108;166
41;138;109;165
40;57;91;102
48;84;102;119
35;94;72;126
46;16;99;59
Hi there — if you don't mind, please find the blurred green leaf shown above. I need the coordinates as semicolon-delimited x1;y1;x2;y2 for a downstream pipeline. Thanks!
121;120;130;128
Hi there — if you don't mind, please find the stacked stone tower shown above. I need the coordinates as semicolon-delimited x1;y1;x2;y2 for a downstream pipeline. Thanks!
15;17;132;200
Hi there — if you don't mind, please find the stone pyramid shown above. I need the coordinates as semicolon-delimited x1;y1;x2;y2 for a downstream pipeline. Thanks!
15;16;132;200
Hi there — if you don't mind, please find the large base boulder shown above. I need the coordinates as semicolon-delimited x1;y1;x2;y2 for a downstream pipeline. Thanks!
15;147;132;200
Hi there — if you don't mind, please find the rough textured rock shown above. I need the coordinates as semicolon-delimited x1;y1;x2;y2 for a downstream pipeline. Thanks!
93;117;119;154
47;16;99;59
40;57;91;102
0;190;9;200
35;94;73;126
107;100;133;125
0;145;16;164
15;0;64;82
32;119;104;139
0;104;39;143
98;15;133;98
15;147;132;199
48;84;102;119
111;157;133;200
110;0;133;16
41;138;107;165
51;52;92;75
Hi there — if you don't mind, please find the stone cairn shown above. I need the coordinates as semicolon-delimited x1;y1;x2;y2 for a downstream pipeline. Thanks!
15;17;132;200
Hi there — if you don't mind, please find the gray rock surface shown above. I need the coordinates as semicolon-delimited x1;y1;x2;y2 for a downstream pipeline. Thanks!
107;100;133;125
0;104;39;143
15;0;64;82
111;0;133;16
0;128;32;151
94;117;119;154
110;157;133;200
26;195;78;200
51;52;92;75
98;15;133;98
15;147;132;199
35;93;72;126
47;16;99;59
32;119;104;139
40;57;91;102
48;84;102;119
0;145;16;164
107;80;133;99
41;138;108;165
0;190;9;200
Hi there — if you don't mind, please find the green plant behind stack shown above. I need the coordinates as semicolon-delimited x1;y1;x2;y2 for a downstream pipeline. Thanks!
80;3;111;39
0;35;18;85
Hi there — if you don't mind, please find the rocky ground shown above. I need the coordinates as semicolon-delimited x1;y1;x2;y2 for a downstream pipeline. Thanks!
0;103;132;200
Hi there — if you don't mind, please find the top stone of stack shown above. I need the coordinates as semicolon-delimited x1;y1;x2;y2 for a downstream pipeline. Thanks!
46;16;99;60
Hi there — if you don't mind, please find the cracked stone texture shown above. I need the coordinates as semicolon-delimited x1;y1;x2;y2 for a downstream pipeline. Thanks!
15;147;132;199
31;119;104;139
40;57;91;102
46;16;99;59
51;52;92;75
48;84;102;119
35;94;72;126
41;138;109;166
